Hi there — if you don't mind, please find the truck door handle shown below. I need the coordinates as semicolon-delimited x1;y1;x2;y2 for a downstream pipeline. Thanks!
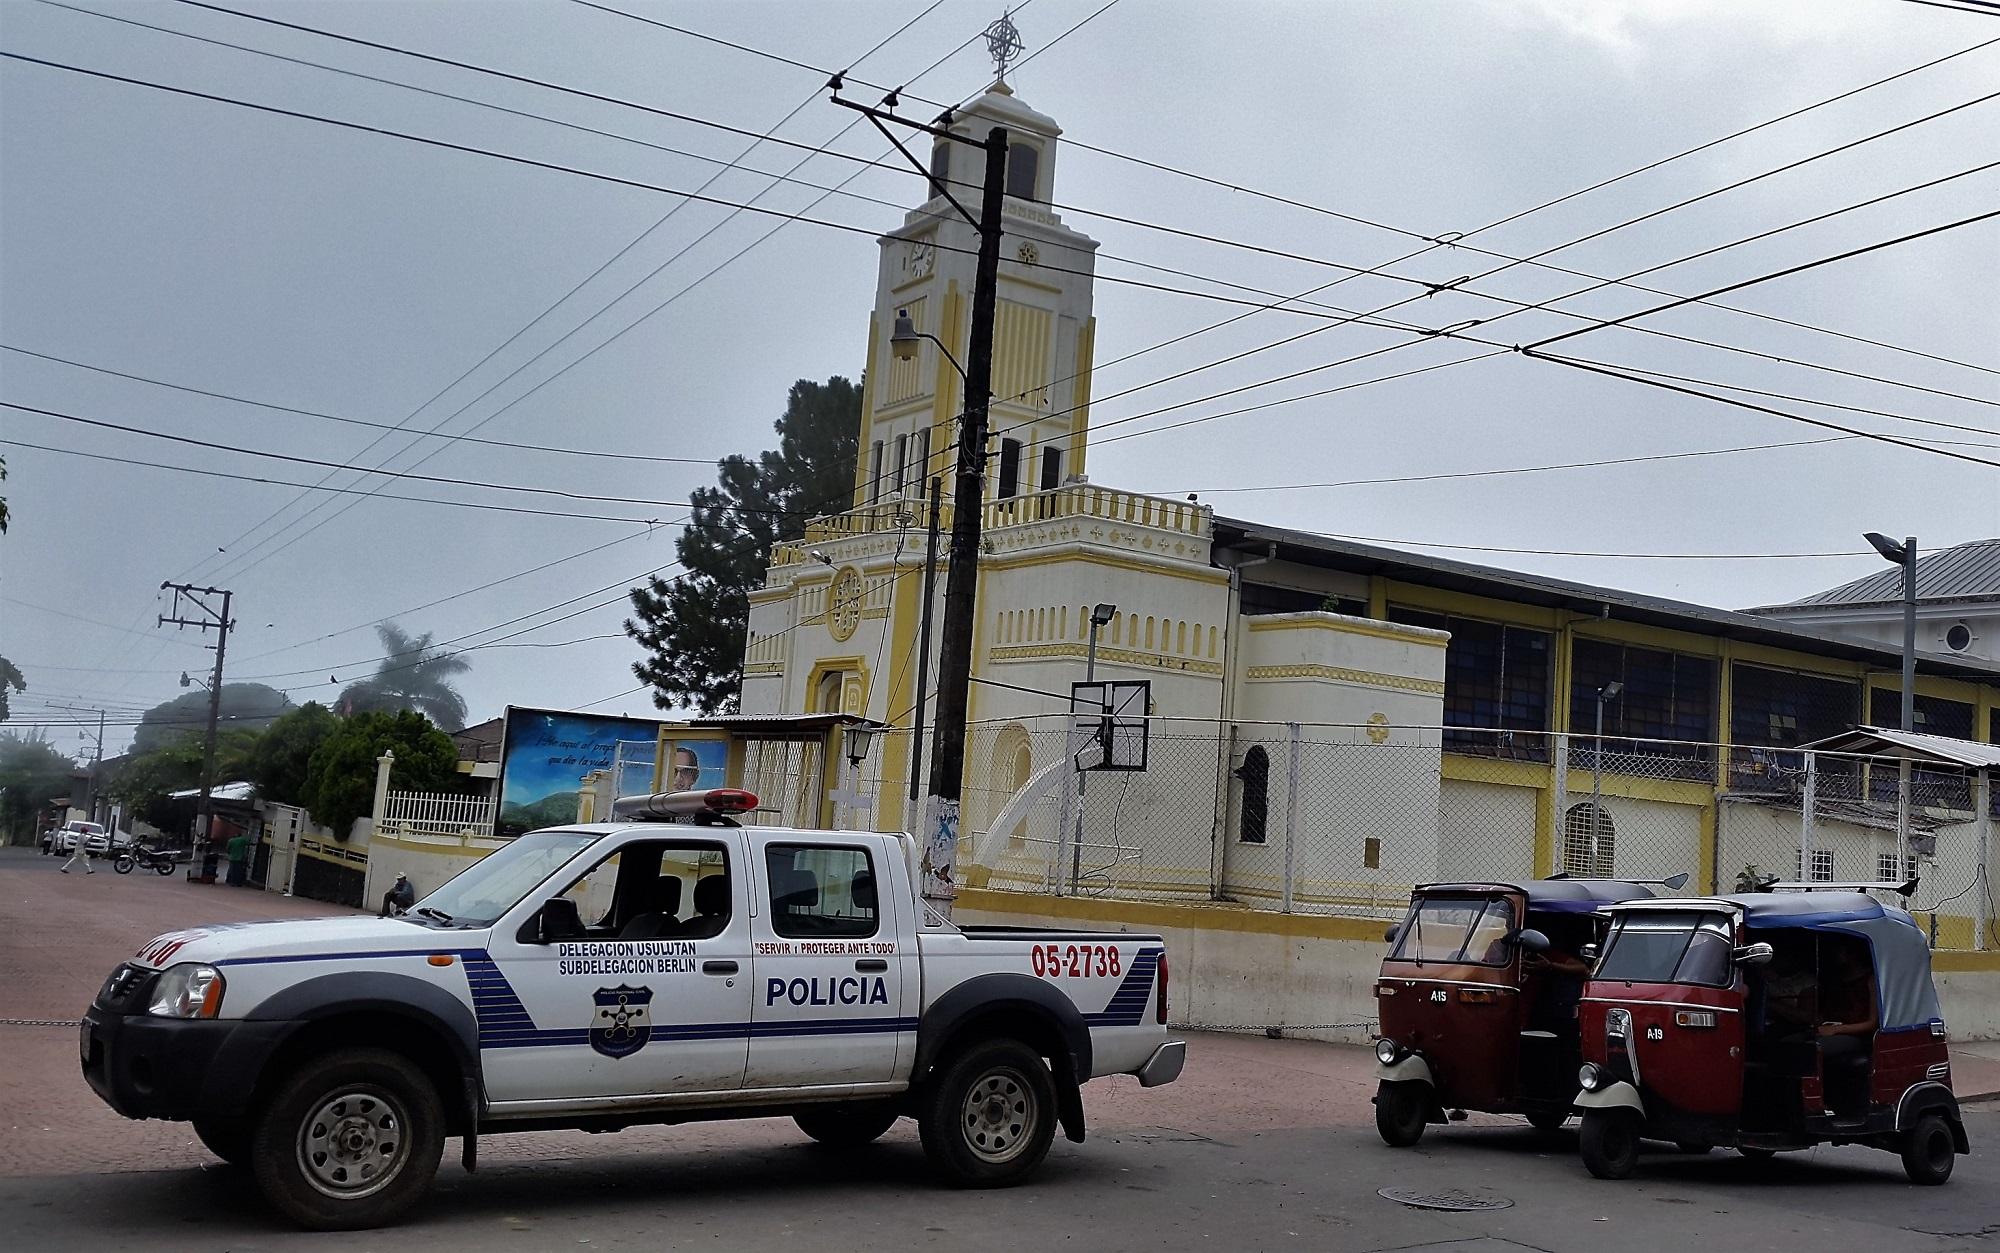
701;960;738;975
855;959;889;973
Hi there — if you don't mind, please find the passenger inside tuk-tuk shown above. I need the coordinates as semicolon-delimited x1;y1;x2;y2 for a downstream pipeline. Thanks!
1523;915;1593;1032
1818;939;1879;1115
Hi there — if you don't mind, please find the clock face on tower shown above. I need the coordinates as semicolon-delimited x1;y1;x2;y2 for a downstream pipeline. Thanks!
828;567;865;641
900;236;936;280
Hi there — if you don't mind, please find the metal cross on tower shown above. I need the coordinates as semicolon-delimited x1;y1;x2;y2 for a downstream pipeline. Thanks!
984;10;1023;79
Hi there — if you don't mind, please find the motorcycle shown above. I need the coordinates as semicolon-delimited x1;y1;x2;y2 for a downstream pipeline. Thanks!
113;845;179;876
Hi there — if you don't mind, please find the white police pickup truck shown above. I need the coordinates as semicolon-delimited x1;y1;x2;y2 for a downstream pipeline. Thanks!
80;788;1182;1229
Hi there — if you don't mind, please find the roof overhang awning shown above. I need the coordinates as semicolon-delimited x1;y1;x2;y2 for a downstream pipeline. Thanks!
687;713;895;741
1797;725;2000;770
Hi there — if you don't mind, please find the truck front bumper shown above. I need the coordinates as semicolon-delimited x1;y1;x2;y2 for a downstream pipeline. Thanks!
80;1005;293;1122
1136;1039;1187;1088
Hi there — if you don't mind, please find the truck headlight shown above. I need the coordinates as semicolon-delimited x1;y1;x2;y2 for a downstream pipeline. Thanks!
1375;1037;1403;1065
147;964;225;1019
1578;1063;1603;1092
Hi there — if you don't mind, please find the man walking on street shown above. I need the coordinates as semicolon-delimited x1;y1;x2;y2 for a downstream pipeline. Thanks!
60;831;95;875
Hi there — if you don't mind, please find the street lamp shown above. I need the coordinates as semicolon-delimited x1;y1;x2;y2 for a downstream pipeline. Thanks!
1864;531;1919;866
1065;603;1119;894
891;309;969;381
1591;681;1623;818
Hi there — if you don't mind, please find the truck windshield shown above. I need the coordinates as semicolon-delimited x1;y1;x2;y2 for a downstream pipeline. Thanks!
1390;896;1515;966
409;830;599;927
1595;911;1735;987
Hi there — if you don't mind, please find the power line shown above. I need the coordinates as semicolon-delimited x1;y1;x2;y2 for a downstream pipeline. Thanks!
0;401;810;516
0;343;724;467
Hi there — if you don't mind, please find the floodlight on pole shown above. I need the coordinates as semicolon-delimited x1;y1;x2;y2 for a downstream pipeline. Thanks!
1865;528;1919;867
1591;680;1624;823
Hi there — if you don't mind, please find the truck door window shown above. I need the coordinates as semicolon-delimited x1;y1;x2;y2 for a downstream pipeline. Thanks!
765;845;879;939
546;840;730;941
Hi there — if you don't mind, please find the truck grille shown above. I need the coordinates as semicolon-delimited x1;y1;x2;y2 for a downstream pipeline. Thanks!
97;964;152;1010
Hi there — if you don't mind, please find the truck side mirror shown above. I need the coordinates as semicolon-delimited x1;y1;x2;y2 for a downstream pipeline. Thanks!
519;896;585;945
1514;928;1551;955
1734;941;1774;967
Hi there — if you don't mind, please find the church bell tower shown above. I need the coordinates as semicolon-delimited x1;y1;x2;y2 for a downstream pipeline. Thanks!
850;70;1101;511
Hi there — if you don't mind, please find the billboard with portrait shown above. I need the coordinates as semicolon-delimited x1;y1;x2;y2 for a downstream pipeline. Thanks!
496;706;663;838
661;736;730;794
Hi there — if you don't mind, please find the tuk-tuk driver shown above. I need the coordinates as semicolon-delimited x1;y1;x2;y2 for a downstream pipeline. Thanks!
1816;941;1878;1113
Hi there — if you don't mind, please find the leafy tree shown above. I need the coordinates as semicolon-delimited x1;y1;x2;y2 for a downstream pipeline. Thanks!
247;702;338;807
132;682;292;753
0;453;9;533
106;729;261;831
303;709;458;840
0;657;22;726
335;622;472;731
625;376;860;713
0;732;76;843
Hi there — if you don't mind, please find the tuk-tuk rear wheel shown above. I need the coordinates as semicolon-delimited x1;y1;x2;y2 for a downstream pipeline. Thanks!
1373;1081;1428;1147
1900;1113;1956;1186
1579;1109;1640;1180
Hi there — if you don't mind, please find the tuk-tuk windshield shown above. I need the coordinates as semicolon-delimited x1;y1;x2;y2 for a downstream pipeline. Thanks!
1595;910;1735;987
1390;896;1516;966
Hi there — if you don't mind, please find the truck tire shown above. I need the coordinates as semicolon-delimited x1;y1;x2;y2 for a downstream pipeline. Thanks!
1900;1112;1956;1185
917;1038;1057;1187
1579;1108;1640;1180
1374;1081;1428;1147
248;1047;444;1230
194;1115;253;1165
794;1102;902;1147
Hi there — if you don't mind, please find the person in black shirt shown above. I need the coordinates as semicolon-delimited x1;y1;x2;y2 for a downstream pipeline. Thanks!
381;873;417;917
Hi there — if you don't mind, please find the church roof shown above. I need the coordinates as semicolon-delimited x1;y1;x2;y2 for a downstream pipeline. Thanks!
1748;536;2000;610
1211;516;2000;683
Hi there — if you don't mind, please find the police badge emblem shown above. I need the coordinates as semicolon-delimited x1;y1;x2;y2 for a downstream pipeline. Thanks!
589;984;654;1059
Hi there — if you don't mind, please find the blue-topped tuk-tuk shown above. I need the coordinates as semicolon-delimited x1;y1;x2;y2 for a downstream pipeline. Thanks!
1574;886;1967;1183
1372;875;1682;1145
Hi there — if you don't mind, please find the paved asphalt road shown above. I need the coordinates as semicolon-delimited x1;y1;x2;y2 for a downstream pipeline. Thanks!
2;844;1995;1251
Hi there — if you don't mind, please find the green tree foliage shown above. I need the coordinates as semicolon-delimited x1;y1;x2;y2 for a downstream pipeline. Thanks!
624;377;860;713
303;709;458;840
0;656;23;725
107;729;261;831
132;683;292;753
0;732;76;842
247;702;338;807
336;622;472;731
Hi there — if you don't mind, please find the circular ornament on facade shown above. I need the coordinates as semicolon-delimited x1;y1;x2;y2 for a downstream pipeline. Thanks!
1366;712;1391;744
828;566;865;641
1016;240;1040;265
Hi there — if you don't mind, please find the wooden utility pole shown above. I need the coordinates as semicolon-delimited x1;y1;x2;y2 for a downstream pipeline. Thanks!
159;583;233;872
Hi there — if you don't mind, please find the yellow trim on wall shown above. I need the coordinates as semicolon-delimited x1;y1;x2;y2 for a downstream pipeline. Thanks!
1069;316;1094;478
852;312;880;508
930;283;965;483
1244;664;1444;695
990;641;1226;676
1245;615;1446;648
802;655;872;715
954;885;1392;943
983;546;1229;585
878;553;926;832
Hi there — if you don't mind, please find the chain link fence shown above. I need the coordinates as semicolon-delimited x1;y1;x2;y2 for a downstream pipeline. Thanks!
838;716;1995;949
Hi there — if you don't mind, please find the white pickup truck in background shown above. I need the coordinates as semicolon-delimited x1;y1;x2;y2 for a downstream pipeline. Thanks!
81;788;1182;1229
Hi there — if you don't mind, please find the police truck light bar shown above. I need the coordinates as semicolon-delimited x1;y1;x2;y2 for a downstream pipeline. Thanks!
609;788;759;823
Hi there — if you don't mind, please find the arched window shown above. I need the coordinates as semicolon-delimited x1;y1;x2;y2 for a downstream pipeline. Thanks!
1236;746;1270;844
1563;801;1615;877
815;669;846;716
1006;143;1040;201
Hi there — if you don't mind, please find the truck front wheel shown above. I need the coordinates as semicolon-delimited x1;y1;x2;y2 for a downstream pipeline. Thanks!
249;1047;445;1230
917;1038;1057;1187
794;1102;902;1147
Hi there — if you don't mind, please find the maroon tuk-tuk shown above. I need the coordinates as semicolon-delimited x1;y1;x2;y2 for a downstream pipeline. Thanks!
1371;875;1682;1146
1573;886;1967;1184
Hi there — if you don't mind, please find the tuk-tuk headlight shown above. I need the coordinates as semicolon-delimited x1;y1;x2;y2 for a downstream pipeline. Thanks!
1578;1063;1603;1092
1375;1037;1403;1065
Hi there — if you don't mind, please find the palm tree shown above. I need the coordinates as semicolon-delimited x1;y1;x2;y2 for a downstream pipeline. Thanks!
337;622;471;730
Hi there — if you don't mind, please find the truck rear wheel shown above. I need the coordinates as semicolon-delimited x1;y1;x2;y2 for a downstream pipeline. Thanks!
794;1102;902;1147
249;1047;444;1230
917;1038;1057;1187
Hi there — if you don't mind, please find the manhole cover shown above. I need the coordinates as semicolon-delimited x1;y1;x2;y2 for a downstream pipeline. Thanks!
1377;1187;1514;1212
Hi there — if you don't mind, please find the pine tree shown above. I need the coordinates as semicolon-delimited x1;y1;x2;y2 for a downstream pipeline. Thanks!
625;377;861;713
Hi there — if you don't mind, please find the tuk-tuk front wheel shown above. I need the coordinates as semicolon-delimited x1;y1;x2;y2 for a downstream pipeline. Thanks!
1525;1110;1569;1135
1900;1113;1956;1186
1579;1108;1640;1179
1373;1080;1429;1147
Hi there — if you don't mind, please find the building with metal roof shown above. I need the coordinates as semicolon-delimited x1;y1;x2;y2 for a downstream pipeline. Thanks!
1745;536;2000;665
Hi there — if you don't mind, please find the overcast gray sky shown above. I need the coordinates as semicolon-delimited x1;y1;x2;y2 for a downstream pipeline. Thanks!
3;0;1996;757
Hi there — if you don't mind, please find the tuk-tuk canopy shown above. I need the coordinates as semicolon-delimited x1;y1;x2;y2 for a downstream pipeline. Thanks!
1720;892;1944;1032
1414;879;1663;914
